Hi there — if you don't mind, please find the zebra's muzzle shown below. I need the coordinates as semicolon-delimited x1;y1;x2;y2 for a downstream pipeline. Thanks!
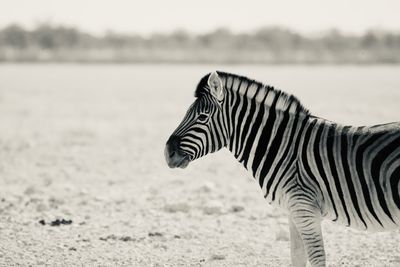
165;136;190;169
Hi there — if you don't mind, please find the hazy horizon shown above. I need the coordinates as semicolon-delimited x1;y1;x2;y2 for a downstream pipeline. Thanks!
1;1;399;64
1;0;400;35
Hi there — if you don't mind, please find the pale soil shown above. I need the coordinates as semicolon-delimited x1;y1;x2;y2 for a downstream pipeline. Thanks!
0;64;399;267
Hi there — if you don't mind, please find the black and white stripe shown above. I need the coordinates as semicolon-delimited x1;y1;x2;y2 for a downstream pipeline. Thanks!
165;71;400;267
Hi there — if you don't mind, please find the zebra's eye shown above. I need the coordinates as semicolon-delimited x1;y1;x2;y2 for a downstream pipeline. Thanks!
198;113;208;122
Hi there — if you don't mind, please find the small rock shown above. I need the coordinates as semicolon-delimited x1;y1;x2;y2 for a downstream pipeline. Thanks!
148;232;163;237
163;203;190;213
50;219;72;226
230;205;244;213
38;219;46;225
120;236;135;242
210;254;226;260
203;206;221;215
24;186;37;195
69;247;77;251
100;235;136;242
202;201;223;215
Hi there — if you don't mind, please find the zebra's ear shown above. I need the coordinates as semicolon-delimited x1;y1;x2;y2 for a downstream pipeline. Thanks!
207;71;224;101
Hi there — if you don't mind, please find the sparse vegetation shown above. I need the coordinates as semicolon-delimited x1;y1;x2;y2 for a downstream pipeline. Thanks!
0;24;399;63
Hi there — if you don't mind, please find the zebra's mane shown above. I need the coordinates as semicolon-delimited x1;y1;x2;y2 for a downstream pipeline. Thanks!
195;71;310;116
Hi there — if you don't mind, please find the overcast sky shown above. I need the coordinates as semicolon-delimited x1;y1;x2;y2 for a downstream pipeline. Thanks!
1;0;399;34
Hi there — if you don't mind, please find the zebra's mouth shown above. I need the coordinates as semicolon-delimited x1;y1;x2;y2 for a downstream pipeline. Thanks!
175;156;190;169
164;144;191;169
166;154;190;169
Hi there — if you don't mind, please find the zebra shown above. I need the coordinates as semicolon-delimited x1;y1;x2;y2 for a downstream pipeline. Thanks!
164;71;400;267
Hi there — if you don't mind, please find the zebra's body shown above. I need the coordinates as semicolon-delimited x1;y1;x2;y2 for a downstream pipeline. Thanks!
165;71;400;266
298;118;400;231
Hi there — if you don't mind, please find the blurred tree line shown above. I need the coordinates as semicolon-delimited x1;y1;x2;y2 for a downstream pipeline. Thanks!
0;24;399;63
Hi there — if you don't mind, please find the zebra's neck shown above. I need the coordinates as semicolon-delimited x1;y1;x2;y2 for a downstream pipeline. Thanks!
219;72;310;203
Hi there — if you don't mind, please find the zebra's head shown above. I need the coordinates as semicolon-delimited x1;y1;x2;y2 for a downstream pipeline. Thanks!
165;71;228;168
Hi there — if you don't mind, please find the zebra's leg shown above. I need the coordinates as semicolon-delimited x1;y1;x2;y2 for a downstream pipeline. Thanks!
289;216;307;267
290;206;325;267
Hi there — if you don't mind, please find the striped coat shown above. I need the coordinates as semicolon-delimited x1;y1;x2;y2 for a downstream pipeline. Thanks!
165;71;400;267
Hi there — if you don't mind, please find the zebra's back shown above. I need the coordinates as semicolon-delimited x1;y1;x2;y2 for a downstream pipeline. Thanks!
301;119;400;231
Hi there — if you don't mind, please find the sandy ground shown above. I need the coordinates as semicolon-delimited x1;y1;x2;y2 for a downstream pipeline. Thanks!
0;64;400;266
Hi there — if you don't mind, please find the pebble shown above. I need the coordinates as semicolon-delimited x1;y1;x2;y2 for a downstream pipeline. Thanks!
148;232;163;237
163;203;190;213
99;235;137;242
99;235;117;241
249;215;257;220
210;254;226;260
38;219;73;226
120;236;135;242
202;201;223;215
24;186;37;195
230;205;244;213
203;206;221;215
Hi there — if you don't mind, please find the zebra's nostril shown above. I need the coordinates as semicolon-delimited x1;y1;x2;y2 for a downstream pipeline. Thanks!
169;151;176;158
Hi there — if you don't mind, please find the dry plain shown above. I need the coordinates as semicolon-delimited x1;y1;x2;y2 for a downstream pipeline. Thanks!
0;64;400;266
